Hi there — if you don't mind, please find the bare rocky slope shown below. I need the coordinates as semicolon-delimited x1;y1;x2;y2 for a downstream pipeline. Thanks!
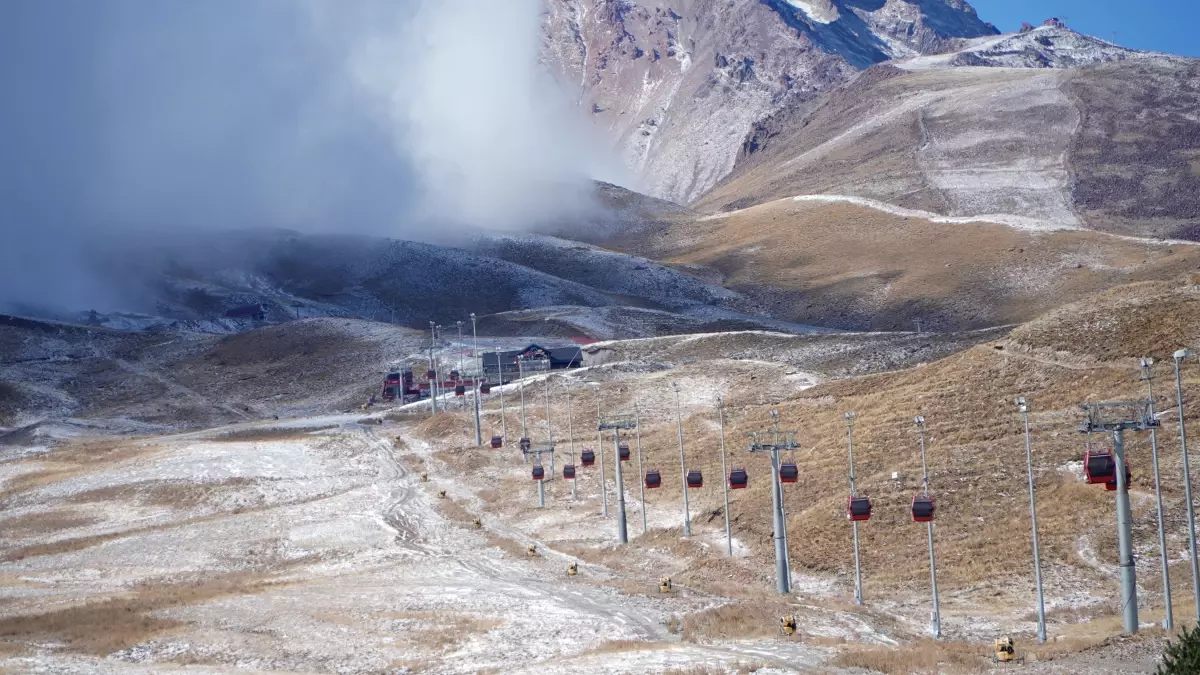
541;0;998;203
696;27;1200;238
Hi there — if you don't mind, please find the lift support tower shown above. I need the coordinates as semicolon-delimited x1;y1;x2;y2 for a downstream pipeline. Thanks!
1079;400;1159;634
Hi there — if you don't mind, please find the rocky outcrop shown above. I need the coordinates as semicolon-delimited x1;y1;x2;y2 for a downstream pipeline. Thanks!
541;0;997;203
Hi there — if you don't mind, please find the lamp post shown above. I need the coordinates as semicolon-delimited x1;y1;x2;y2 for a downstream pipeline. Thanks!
718;395;732;556
428;321;438;416
469;313;481;446
915;415;940;639
597;392;607;517
497;352;506;443
845;411;863;606
673;382;691;537
1016;397;1047;643
567;380;577;499
544;375;554;475
1174;348;1200;621
1140;359;1173;631
635;402;647;533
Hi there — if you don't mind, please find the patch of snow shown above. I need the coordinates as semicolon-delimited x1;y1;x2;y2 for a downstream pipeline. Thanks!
790;194;1076;232
782;0;838;24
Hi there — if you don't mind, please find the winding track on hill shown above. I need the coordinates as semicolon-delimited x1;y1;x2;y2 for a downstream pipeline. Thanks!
361;425;671;643
364;423;869;669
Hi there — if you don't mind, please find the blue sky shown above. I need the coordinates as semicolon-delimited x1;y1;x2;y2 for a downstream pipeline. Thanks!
970;0;1198;57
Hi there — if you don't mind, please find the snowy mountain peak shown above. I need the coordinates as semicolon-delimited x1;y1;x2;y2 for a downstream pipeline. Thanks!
898;24;1169;70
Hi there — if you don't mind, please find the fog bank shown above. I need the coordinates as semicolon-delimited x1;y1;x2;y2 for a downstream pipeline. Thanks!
0;0;615;314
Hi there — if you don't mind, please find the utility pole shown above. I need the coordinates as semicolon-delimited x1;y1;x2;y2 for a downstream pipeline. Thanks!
455;321;464;373
470;313;481;447
567;380;577;499
1016;398;1047;643
597;394;608;517
718;395;732;556
545;374;555;475
428;321;438;416
673;382;692;537
635;402;647;534
519;356;528;462
915;416;941;638
1080;400;1159;634
1140;359;1173;631
1173;349;1200;622
496;353;506;443
600;415;636;544
748;422;799;594
845;411;863;606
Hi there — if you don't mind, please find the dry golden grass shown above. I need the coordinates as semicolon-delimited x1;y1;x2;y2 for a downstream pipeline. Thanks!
435;495;476;526
483;531;532;559
209;426;337;442
0;570;290;655
380;610;501;655
0;510;98;537
680;598;800;641
67;477;258;509
574;639;667;656
662;668;728;675
2;526;157;562
415;413;474;443
0;440;162;507
1010;281;1200;362
656;199;1200;331
383;411;430;424
832;639;991;674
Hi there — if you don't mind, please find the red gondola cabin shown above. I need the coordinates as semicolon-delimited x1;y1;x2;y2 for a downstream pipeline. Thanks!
779;462;799;483
563;464;576;479
581;449;595;466
618;444;630;462
426;369;437;380
454;384;466;396
532;465;545;481
490;436;503;449
644;470;662;489
847;496;872;522
686;469;703;489
911;495;935;522
728;468;748;489
1105;462;1133;491
1084;450;1115;484
480;383;492;394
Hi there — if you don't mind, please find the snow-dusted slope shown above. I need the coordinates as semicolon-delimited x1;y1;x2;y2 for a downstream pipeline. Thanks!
899;25;1169;70
541;0;997;203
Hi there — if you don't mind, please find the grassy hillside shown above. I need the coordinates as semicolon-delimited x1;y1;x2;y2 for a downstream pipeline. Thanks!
646;198;1200;331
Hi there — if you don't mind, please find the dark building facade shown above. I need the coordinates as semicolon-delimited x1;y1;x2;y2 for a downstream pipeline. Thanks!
481;344;582;381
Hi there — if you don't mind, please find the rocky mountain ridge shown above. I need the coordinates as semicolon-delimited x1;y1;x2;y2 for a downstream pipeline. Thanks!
541;0;998;203
543;1;1193;216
